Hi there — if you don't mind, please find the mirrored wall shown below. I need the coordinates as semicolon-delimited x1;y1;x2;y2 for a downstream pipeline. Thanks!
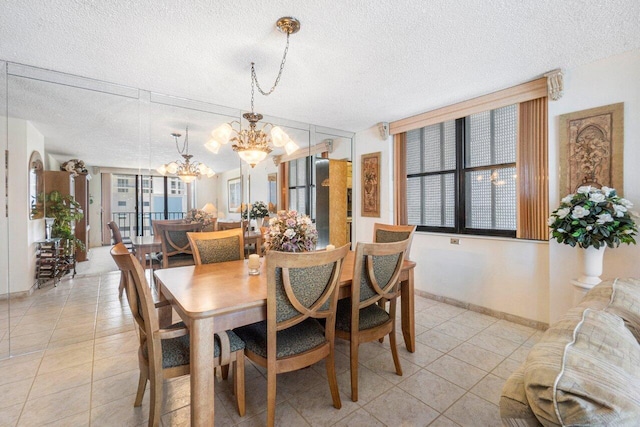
0;63;353;357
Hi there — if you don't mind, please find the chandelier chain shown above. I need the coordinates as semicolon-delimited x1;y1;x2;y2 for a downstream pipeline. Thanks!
174;126;189;155
250;31;291;105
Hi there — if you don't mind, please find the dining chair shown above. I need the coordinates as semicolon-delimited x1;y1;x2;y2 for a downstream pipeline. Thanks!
154;222;202;269
110;243;246;426
108;221;134;297
187;228;244;267
234;244;350;427
335;239;410;402
372;223;416;343
107;220;134;252
372;223;416;259
217;220;242;231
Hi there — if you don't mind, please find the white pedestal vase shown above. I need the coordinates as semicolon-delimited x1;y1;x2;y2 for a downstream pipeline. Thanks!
571;245;606;305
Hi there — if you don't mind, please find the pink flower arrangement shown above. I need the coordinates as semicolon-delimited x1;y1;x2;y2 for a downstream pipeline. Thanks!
264;210;317;252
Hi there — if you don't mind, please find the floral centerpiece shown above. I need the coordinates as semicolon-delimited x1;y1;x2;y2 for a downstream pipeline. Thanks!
184;208;214;227
241;201;270;220
548;186;638;248
264;210;318;252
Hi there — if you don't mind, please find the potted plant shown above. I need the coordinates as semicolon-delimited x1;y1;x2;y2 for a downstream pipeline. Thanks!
41;190;86;254
242;201;270;229
548;186;638;286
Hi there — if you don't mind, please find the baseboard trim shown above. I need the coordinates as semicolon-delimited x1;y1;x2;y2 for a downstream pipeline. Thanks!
414;289;549;331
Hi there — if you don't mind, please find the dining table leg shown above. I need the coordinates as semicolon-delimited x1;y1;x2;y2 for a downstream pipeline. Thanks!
190;316;215;426
400;267;415;353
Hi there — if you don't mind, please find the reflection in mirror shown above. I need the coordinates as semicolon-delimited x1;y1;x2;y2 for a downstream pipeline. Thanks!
0;61;7;359
7;71;140;356
1;62;353;360
277;131;353;249
29;150;44;219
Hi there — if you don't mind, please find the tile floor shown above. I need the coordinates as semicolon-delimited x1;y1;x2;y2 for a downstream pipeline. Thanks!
0;249;543;426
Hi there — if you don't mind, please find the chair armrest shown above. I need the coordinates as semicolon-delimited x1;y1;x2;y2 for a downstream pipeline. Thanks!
154;326;189;340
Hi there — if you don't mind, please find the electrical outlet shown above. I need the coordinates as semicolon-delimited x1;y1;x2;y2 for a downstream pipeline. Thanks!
450;238;460;245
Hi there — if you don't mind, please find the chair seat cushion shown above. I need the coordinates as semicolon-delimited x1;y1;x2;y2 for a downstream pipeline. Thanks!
234;318;327;359
164;253;194;267
142;323;245;369
335;298;390;332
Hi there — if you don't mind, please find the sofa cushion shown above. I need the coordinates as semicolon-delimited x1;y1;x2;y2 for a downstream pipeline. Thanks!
499;363;542;426
582;277;640;342
524;308;640;426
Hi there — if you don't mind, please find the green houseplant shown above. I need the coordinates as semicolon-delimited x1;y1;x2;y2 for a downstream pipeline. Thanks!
548;186;638;287
41;190;85;253
548;186;637;249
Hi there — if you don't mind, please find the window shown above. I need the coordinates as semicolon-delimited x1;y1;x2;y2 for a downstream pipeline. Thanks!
406;104;517;237
287;156;315;218
117;201;126;207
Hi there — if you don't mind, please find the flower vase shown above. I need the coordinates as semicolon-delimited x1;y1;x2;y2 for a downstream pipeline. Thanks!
578;245;606;286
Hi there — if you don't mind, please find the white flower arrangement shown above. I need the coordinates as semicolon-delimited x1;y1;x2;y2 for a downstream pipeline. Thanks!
548;186;638;248
264;210;318;252
241;201;269;219
184;208;214;227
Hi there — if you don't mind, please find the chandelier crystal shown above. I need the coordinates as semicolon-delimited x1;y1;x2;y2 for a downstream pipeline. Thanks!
157;127;215;183
206;17;301;168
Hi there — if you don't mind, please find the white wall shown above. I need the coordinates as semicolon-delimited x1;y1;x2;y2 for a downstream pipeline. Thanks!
354;124;550;322
354;49;640;324
8;119;46;294
548;49;640;322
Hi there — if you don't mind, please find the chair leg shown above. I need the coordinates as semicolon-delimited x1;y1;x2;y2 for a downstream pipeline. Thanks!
325;351;342;409
118;272;125;298
234;354;246;417
267;369;277;427
134;367;148;407
148;370;163;427
350;339;359;402
378;299;387;343
389;327;403;376
220;364;230;380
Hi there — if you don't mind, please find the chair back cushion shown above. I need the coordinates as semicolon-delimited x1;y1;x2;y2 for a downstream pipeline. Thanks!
195;236;242;264
353;240;409;306
275;263;335;323
187;229;245;265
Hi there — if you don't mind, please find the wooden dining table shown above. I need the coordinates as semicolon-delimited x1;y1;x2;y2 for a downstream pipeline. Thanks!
154;251;416;426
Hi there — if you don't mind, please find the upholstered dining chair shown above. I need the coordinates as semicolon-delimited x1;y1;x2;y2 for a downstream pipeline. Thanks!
154;222;202;269
372;223;416;343
372;223;416;259
234;244;350;427
187;228;244;266
110;243;246;426
335;239;410;402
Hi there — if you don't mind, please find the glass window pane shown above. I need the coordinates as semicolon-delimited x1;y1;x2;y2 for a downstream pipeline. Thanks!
494;104;517;164
111;174;136;238
423;174;455;227
466;110;492;167
466;104;517;167
406;129;421;175
407;174;454;228
465;167;516;230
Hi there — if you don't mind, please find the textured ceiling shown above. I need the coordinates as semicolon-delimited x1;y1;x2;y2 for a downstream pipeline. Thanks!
1;0;639;170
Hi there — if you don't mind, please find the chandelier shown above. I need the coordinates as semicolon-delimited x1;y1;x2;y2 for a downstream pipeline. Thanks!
206;17;301;168
157;127;215;183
